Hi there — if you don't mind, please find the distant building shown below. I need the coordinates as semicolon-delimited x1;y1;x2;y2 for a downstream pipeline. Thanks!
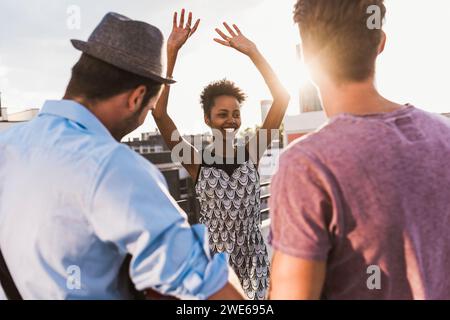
125;131;169;154
124;131;213;155
281;43;326;144
284;110;327;145
5;108;39;121
260;100;271;123
0;107;38;132
283;78;326;145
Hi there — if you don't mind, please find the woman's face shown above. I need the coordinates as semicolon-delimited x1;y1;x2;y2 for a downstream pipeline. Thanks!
205;95;241;139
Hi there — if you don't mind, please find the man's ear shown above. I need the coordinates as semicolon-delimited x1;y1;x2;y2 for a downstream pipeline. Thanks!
127;85;147;112
378;31;386;55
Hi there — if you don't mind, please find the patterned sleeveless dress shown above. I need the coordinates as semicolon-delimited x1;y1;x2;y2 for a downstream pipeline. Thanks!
195;147;270;300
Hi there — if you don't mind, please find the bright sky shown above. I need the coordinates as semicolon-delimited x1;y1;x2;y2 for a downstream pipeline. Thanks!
1;0;449;140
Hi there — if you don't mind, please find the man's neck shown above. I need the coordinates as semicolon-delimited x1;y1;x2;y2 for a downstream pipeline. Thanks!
319;79;403;118
64;95;125;142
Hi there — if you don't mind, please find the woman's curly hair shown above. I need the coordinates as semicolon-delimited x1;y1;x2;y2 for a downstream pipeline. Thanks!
200;79;247;118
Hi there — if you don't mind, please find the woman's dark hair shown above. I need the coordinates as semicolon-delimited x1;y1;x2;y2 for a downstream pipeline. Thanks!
200;79;246;118
65;53;162;106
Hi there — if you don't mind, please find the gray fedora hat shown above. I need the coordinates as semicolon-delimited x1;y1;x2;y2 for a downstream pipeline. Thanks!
71;12;175;84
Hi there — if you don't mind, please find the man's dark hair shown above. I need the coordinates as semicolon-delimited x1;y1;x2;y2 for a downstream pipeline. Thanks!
294;0;386;82
65;53;162;106
200;79;246;118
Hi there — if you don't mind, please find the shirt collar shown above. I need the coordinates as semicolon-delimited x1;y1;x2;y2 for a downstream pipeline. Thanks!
39;100;112;138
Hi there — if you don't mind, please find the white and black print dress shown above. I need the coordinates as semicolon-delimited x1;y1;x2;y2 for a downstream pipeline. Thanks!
195;148;270;300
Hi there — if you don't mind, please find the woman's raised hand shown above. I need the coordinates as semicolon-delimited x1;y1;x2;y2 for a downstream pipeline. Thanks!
214;22;257;57
167;9;200;52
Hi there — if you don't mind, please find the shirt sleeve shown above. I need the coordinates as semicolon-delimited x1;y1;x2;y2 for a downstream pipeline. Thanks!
88;146;228;300
269;148;336;261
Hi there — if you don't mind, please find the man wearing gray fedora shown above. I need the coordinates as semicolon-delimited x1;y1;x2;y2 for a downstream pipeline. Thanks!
0;12;243;300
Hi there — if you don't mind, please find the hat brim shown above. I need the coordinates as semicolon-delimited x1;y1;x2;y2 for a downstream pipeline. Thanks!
71;39;176;84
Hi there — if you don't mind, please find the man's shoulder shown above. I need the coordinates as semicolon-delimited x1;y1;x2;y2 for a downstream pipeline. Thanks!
1;115;162;183
0;121;27;141
415;107;450;128
279;105;450;168
280;121;339;164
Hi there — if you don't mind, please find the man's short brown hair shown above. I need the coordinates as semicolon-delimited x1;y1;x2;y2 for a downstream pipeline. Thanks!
66;53;162;106
294;0;386;82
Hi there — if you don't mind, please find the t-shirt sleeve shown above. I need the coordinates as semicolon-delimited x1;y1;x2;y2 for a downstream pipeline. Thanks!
269;149;335;261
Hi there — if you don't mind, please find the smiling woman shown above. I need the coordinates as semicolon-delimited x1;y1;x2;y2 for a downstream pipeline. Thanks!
151;8;290;300
200;79;245;137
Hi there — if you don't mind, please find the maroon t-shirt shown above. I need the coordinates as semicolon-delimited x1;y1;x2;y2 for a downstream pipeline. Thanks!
270;105;450;299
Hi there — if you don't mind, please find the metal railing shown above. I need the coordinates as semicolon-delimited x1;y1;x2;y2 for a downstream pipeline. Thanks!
259;180;271;218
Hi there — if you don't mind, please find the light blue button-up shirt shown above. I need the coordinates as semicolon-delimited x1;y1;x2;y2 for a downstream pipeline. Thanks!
0;100;228;300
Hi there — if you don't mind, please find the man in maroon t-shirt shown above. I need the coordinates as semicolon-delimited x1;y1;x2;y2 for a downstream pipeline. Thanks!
269;0;450;299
